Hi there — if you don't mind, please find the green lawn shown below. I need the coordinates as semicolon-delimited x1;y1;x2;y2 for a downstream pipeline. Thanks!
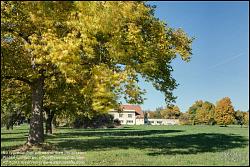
1;124;249;166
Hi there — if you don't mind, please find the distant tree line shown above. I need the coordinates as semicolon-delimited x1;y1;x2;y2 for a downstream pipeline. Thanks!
144;97;249;127
145;105;181;119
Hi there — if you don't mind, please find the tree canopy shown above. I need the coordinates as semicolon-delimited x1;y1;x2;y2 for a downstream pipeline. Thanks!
160;105;181;119
214;97;235;126
1;1;193;144
187;100;215;125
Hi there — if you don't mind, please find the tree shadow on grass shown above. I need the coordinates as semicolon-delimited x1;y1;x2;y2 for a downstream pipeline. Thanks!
1;130;29;135
1;135;28;151
1;131;28;135
55;126;137;131
52;131;248;156
46;129;183;139
1;136;28;142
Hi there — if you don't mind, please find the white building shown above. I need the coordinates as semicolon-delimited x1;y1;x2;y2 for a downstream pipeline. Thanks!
109;104;144;125
145;118;179;125
109;104;179;125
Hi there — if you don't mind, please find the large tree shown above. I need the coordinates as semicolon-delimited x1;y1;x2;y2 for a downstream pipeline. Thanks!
195;101;215;125
187;100;204;125
1;1;193;145
187;100;215;125
214;97;235;126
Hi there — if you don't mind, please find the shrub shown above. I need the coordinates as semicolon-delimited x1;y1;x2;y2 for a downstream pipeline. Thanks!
114;118;121;127
72;113;117;129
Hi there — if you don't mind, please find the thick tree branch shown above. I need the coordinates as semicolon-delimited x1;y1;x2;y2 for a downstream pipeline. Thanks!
2;75;32;85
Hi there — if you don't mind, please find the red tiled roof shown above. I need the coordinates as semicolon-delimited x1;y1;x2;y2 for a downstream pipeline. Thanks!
120;104;144;117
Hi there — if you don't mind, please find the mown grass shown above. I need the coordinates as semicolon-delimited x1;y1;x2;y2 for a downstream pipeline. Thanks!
1;124;249;166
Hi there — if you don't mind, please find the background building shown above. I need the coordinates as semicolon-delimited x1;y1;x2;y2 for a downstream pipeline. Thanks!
109;104;179;125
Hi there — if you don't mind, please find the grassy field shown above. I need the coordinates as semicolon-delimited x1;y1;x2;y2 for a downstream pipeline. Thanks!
1;124;249;166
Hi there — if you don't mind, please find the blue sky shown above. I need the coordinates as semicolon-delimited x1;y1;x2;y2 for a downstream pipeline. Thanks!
127;1;249;112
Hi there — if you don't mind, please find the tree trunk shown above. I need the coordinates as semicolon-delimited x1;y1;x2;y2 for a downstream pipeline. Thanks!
6;117;13;130
6;125;9;130
52;116;57;128
45;108;55;134
27;77;44;145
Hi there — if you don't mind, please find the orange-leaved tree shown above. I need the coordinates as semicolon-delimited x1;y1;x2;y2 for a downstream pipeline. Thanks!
214;97;235;126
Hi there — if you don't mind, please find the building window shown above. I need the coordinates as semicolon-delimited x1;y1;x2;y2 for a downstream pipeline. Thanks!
127;120;133;123
119;114;123;118
128;114;132;118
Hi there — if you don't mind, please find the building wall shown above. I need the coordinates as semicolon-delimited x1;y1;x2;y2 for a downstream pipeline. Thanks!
109;110;179;125
109;110;136;125
135;118;144;125
145;119;179;125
